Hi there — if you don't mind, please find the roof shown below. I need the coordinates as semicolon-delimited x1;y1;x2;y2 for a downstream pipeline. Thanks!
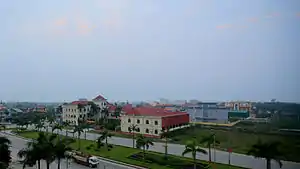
124;107;187;117
70;101;89;105
0;106;6;111
93;94;106;101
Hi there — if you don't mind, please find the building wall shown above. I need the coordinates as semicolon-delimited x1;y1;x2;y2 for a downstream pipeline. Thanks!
121;115;162;136
62;104;91;125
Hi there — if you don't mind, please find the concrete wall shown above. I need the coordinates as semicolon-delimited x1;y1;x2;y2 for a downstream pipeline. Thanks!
62;104;91;125
121;115;162;136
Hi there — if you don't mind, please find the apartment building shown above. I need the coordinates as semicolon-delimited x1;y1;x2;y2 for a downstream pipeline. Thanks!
62;94;108;125
120;107;189;137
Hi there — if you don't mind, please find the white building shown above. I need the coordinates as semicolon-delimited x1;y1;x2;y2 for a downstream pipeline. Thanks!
62;95;108;125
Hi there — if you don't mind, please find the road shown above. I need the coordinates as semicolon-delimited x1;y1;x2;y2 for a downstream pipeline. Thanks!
0;131;138;169
45;127;300;169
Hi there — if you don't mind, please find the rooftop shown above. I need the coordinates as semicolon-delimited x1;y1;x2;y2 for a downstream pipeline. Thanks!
124;107;187;117
93;94;106;101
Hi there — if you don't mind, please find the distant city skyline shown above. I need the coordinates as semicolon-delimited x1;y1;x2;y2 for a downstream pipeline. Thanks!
0;0;299;102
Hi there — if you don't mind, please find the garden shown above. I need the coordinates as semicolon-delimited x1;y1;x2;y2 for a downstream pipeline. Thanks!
15;130;246;169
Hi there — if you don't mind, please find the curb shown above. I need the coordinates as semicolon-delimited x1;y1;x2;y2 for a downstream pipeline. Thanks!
8;131;147;169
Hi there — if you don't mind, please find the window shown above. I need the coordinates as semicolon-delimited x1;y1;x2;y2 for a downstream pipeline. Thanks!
137;119;140;124
155;121;158;125
136;128;140;132
128;119;131;123
145;129;149;133
146;120;149;124
128;127;131;131
154;130;158;134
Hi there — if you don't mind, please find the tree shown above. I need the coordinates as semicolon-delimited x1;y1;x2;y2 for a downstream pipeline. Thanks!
200;133;220;162
113;103;122;118
53;137;74;169
247;140;283;169
88;102;100;118
99;129;113;150
73;125;84;150
52;124;63;134
18;141;42;169
35;122;44;132
160;128;170;159
101;107;109;123
0;137;11;169
96;136;104;149
136;134;154;160
37;133;56;169
182;139;207;169
128;124;138;148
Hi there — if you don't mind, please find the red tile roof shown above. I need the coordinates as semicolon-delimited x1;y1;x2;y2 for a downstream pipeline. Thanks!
93;94;106;101
71;101;89;105
108;105;116;111
0;106;6;111
124;107;187;117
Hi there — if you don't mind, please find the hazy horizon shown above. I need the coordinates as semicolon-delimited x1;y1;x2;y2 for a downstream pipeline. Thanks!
1;0;299;102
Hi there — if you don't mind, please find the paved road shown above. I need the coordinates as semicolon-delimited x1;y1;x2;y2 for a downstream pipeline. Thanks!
0;131;137;169
42;126;300;169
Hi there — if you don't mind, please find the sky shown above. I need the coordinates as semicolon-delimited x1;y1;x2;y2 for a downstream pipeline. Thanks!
0;0;300;103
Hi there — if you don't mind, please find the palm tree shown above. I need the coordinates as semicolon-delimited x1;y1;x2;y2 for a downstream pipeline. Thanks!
136;134;154;160
182;139;207;169
38;133;57;169
53;137;75;169
35;122;44;132
99;129;113;150
101;107;109;123
0;137;11;169
113;103;122;118
88;101;100;118
52;124;63;134
128;124;138;148
96;136;104;149
247;140;283;169
160;128;170;159
73;125;84;150
200;133;220;162
18;141;42;169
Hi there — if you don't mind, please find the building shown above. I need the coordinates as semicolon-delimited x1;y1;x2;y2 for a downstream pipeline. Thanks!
62;94;108;125
120;107;189;137
225;101;252;112
62;100;91;125
183;102;230;123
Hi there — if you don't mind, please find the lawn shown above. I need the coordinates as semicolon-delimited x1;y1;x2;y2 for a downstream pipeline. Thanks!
17;131;246;169
168;126;300;162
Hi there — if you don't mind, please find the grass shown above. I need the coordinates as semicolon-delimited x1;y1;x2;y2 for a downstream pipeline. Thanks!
168;126;300;162
17;131;246;169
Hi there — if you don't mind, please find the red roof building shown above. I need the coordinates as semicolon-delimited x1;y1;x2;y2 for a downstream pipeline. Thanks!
120;107;189;137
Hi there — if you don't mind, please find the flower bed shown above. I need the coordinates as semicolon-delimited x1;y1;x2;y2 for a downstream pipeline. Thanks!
128;152;210;169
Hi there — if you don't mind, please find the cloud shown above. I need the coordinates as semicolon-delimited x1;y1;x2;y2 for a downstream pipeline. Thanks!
216;24;232;29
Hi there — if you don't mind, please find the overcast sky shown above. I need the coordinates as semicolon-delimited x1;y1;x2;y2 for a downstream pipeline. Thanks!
0;0;299;102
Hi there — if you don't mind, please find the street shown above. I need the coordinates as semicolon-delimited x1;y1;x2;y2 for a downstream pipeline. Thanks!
48;127;299;169
0;131;137;169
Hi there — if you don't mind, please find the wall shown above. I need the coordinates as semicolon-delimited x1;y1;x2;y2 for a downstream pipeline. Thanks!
121;115;162;136
62;104;91;125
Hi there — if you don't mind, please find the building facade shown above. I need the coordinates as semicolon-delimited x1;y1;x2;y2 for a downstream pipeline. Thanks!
62;94;108;125
120;107;189;136
184;103;230;123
